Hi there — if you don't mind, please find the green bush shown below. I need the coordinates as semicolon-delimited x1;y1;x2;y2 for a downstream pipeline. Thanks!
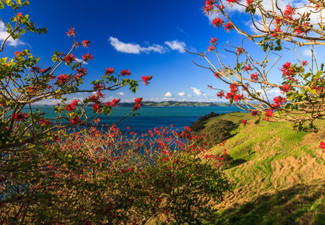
203;119;236;148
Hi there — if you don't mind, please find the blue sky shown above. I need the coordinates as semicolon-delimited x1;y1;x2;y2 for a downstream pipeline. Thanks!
1;0;322;103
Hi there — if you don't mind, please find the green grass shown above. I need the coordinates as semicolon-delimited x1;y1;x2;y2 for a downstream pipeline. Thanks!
199;112;325;225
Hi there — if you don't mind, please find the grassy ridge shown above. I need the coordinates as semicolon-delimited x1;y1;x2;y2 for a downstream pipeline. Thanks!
200;113;325;224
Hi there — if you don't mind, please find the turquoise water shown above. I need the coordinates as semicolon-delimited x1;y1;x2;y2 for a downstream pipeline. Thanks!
30;106;244;134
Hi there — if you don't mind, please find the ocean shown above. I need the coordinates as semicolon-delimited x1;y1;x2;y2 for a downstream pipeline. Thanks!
32;106;244;134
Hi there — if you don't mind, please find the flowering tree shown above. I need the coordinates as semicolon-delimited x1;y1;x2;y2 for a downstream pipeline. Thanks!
198;0;325;131
0;1;153;222
0;1;231;224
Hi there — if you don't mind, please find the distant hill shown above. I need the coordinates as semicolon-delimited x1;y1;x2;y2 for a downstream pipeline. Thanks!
37;101;230;107
119;101;230;107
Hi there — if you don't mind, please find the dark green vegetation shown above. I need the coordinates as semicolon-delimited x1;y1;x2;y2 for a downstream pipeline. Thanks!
191;112;325;225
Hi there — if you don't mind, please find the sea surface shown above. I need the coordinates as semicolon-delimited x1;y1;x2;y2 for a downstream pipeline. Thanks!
32;106;244;134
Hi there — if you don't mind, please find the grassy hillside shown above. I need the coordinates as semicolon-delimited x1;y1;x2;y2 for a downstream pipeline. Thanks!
200;113;325;225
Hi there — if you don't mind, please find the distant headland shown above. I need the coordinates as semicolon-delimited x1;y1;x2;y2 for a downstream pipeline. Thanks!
38;101;231;107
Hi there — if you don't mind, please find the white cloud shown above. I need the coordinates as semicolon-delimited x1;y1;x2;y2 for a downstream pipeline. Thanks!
117;92;125;96
164;40;186;53
191;87;202;96
75;58;89;65
109;36;166;54
177;92;185;96
164;91;173;97
0;22;26;47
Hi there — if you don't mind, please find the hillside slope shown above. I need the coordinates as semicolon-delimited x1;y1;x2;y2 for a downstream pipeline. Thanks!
200;113;325;225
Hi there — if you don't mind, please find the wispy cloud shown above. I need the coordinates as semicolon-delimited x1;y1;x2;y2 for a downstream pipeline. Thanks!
177;92;185;96
0;22;26;47
191;87;201;96
164;40;186;53
164;91;173;97
75;58;89;65
117;92;125;96
109;36;166;54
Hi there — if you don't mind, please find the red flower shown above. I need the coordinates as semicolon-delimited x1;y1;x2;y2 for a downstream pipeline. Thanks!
236;47;245;55
226;0;239;6
212;17;224;27
66;27;76;38
82;40;90;48
244;64;252;72
319;141;325;149
251;110;259;116
203;0;215;14
64;54;75;64
284;5;295;19
133;98;143;111
106;99;121;107
251;72;258;81
217;91;225;98
271;27;282;37
120;69;131;76
208;45;215;51
66;100;78;111
265;109;273;117
105;67;115;75
247;0;254;6
241;119;247;126
77;67;87;76
57;74;69;85
39;119;53;126
82;53;93;62
13;112;28;122
233;93;244;102
224;22;234;32
70;116;81;124
280;84;291;93
41;67;51;74
210;37;218;45
142;76;152;85
272;96;286;108
16;12;23;20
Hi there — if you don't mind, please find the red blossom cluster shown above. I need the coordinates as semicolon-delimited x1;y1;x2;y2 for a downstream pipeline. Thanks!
142;76;152;86
243;64;252;72
105;67;115;75
272;96;287;108
224;22;234;32
69;116;81;124
236;47;245;55
210;37;218;45
64;54;75;64
217;91;224;98
133;97;143;111
251;110;259;116
120;69;131;76
66;27;76;38
271;27;282;37
39;119;53;126
82;53;93;61
250;72;258;81
66;100;79;111
57;74;69;85
105;99;120;107
13;112;28;122
284;5;295;19
203;0;215;14
212;17;224;28
82;40;90;48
